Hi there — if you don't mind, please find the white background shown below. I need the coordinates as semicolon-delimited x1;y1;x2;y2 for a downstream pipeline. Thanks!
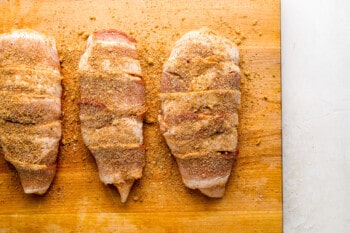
282;0;350;232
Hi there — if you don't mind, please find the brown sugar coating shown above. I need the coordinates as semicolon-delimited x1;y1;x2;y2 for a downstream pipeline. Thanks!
78;29;146;203
159;28;241;198
0;29;62;194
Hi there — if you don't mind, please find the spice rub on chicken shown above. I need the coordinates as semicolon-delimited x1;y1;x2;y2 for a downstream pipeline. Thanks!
79;30;146;203
0;30;62;194
159;28;240;198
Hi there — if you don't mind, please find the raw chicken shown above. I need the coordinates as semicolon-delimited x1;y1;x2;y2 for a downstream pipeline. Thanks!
79;30;146;203
0;29;62;194
159;28;240;198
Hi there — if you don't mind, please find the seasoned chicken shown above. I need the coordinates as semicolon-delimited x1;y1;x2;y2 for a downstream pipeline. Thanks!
79;30;146;203
159;28;240;198
0;30;62;194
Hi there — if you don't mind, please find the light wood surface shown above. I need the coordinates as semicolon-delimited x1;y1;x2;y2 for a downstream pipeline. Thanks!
0;0;281;232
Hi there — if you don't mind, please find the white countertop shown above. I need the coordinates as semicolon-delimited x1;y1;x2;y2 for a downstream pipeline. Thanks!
282;1;350;232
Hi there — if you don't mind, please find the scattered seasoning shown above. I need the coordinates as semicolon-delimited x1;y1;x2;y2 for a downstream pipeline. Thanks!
82;33;89;40
147;58;155;66
62;139;69;145
59;55;64;63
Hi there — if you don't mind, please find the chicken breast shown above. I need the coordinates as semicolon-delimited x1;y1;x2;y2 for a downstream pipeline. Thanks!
0;29;62;194
79;30;146;203
159;28;240;198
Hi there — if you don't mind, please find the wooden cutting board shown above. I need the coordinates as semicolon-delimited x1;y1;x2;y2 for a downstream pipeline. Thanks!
0;0;281;232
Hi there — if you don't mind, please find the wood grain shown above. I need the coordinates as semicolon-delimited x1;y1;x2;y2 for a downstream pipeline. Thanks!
0;0;281;232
